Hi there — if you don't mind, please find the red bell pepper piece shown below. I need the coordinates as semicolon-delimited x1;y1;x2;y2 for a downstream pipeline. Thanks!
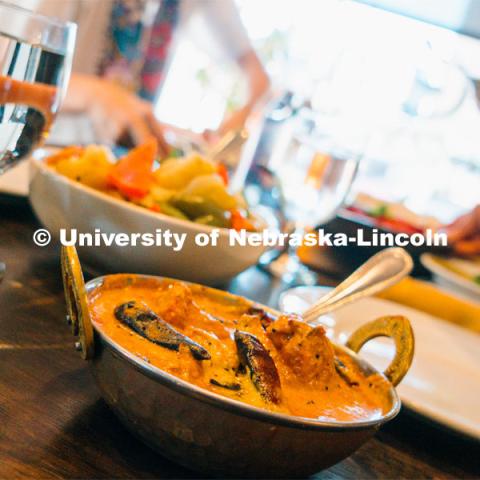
108;138;158;199
217;163;229;185
231;209;254;231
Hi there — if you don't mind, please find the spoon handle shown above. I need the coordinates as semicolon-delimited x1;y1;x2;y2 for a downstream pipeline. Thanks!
302;248;413;324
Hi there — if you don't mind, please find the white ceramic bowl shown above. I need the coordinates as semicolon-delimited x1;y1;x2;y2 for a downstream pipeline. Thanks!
29;148;266;284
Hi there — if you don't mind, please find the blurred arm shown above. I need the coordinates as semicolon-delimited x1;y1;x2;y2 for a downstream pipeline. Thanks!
198;0;271;138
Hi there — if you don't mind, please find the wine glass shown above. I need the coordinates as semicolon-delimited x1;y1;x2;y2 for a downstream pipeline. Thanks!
0;1;76;174
259;112;366;285
0;1;76;276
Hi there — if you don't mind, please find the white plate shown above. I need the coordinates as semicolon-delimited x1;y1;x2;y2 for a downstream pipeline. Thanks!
0;114;97;198
280;286;480;440
421;253;480;303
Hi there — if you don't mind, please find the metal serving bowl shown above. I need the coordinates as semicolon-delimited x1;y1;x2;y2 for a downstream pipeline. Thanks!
61;246;414;478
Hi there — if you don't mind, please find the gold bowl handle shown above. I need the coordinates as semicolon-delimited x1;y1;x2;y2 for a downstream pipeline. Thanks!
346;316;414;386
61;245;94;360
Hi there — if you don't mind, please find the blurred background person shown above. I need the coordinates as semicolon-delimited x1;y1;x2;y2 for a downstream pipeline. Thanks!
13;0;270;153
6;0;479;230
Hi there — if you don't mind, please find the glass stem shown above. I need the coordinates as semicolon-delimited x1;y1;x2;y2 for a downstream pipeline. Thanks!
288;221;307;263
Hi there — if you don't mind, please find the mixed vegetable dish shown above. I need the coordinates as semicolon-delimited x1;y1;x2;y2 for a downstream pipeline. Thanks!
46;139;257;230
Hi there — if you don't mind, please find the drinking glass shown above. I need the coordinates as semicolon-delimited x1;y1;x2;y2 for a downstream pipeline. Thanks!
0;0;76;173
0;1;76;276
258;113;366;285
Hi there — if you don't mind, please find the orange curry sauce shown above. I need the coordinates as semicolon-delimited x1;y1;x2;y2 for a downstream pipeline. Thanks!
89;276;391;422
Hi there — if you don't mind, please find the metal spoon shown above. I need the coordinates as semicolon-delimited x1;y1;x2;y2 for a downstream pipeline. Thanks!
302;248;413;324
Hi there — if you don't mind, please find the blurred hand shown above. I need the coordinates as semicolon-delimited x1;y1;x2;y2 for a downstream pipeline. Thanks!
442;205;480;256
201;106;249;146
62;74;170;156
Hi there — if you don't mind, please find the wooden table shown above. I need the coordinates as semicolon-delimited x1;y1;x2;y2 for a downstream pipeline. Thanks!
1;204;479;479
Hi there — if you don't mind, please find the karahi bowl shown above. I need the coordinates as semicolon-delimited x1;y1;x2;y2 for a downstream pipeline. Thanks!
61;246;414;478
